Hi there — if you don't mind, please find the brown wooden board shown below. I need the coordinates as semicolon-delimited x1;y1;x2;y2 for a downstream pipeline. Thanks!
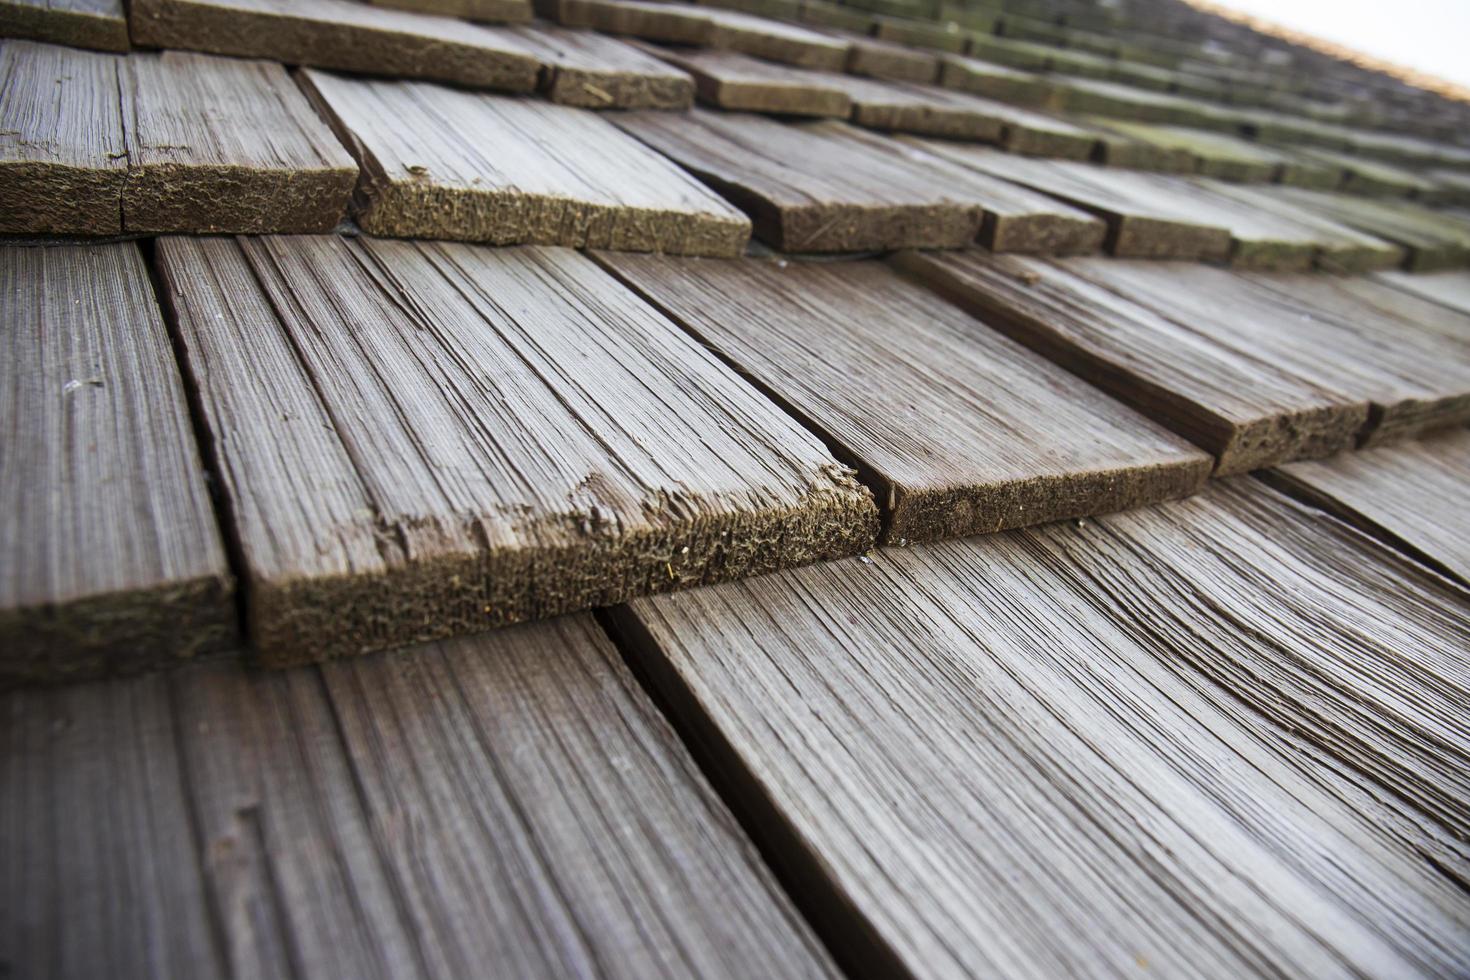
301;70;749;254
612;479;1470;979
612;109;984;251
0;616;841;979
548;0;719;43
0;0;127;50
156;236;875;664
871;13;967;52
362;0;531;23
129;0;542;92
841;31;938;83
637;44;852;117
912;145;1234;259
895;251;1370;472
1269;427;1470;585
510;23;694;109
1268;187;1470;272
598;253;1210;542
1;243;234;682
120;51;357;233
819;73;1012;140
797;0;871;33
702;6;848;70
937;52;1055;106
0;41;125;235
1376;268;1470;317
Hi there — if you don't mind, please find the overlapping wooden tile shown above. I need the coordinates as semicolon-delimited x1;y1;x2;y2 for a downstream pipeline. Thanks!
1288;146;1441;199
512;24;693;108
598;253;1210;542
302;70;749;254
1;244;234;682
1082;121;1341;186
1270;428;1470;586
613;479;1470;980
130;0;542;91
1;616;840;979
156;235;875;664
821;74;1008;139
120;51;356;233
639;45;851;116
364;0;531;22
1269;187;1470;271
1376;268;1470;316
840;31;938;83
0;0;127;50
937;52;1054;105
0;40;125;235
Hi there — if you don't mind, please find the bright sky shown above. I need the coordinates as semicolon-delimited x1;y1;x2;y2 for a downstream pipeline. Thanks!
1204;0;1470;91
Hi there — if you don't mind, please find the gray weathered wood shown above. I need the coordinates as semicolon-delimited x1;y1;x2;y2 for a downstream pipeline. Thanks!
701;5;848;69
301;70;750;254
0;40;125;235
157;235;875;663
1;243;234;682
614;478;1470;980
841;31;938;83
1376;268;1470;317
613;109;985;251
1287;146;1442;199
597;252;1211;542
1269;427;1470;585
895;251;1371;472
119;51;357;233
510;24;694;109
937;52;1055;105
912;145;1235;259
637;44;852;117
1087;121;1339;185
0;0;126;50
0;615;841;980
1269;187;1470;272
362;0;531;23
129;0;542;92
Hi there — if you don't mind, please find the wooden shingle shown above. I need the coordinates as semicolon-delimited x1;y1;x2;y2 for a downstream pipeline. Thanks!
156;235;875;664
362;0;531;23
0;0;127;51
638;45;853;117
598;253;1211;542
301;70;750;255
510;25;694;109
1;244;234;681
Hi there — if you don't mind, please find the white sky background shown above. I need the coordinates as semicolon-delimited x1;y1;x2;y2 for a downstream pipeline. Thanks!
1203;0;1470;90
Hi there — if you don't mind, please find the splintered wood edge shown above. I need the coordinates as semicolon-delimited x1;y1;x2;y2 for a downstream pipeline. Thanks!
770;201;983;252
981;210;1107;254
122;163;358;234
543;64;695;110
0;162;126;236
0;1;130;51
248;483;878;667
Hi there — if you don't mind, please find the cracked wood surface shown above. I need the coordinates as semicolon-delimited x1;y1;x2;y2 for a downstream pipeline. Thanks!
0;0;126;50
129;0;542;91
0;243;234;682
120;50;357;233
301;69;749;255
1271;427;1470;585
0;615;840;980
614;478;1470;980
599;252;1209;542
156;235;875;664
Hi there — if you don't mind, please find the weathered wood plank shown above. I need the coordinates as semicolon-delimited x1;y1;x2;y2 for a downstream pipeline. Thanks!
840;31;938;83
0;0;127;50
937;52;1055;105
1375;268;1470;317
871;13;967;52
702;6;848;69
157;236;875;664
510;24;694;109
1087;121;1340;185
119;51;357;234
1269;187;1470;272
1269;428;1470;586
613;479;1470;980
912;145;1234;259
637;44;852;116
612;109;987;251
820;73;1016;140
0;40;125;236
895;251;1370;472
1287;146;1441;199
1;616;841;980
797;0;872;33
1;243;234;682
362;0;531;23
129;0;542;92
300;70;749;255
597;252;1210;542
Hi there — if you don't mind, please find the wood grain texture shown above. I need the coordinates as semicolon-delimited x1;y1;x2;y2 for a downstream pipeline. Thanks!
637;44;852;117
301;70;749;255
119;51;357;233
157;235;875;664
1;616;841;980
614;479;1470;980
1200;180;1407;272
913;145;1235;260
362;0;532;24
0;40;125;235
129;0;542;92
937;52;1055;106
1376;268;1470;317
1101;122;1340;185
894;250;1370;473
841;32;938;83
613;109;983;251
828;75;1007;140
1;244;234;682
701;6;848;70
1269;187;1470;272
510;24;694;109
597;252;1211;542
0;0;127;50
